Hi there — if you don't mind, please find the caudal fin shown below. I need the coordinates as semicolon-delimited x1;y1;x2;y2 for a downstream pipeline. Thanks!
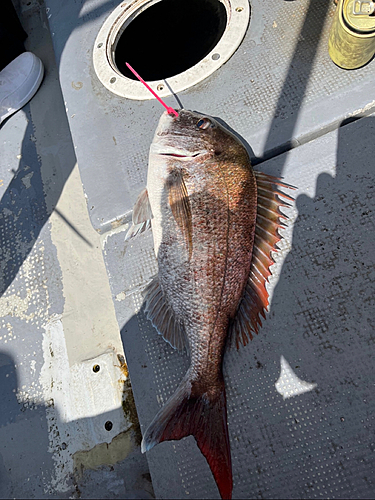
141;373;232;500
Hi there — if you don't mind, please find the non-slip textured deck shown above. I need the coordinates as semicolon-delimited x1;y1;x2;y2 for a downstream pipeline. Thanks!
45;0;375;232
43;0;375;497
0;1;151;497
105;115;375;498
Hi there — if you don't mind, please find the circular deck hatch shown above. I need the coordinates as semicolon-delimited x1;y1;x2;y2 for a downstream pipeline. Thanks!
93;0;250;100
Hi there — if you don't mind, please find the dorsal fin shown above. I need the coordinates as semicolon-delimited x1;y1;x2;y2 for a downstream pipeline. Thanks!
125;188;153;240
230;171;296;349
144;277;188;352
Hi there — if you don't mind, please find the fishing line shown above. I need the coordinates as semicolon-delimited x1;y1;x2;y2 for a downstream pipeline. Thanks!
126;62;179;117
163;79;184;109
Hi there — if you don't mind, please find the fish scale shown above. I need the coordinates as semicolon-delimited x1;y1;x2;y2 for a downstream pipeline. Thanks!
126;109;295;499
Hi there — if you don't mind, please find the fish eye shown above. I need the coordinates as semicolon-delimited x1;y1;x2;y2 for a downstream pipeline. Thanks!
197;118;211;130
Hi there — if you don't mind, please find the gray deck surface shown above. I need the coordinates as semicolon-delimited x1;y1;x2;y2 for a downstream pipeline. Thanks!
45;0;375;233
45;0;375;498
0;0;151;498
106;116;375;499
2;0;375;498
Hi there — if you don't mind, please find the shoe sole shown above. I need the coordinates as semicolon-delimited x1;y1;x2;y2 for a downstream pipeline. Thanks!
0;56;44;124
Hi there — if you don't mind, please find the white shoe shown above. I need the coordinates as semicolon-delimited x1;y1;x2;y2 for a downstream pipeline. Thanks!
0;52;44;124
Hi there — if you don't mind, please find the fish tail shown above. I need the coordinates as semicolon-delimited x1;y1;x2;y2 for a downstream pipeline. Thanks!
141;371;232;500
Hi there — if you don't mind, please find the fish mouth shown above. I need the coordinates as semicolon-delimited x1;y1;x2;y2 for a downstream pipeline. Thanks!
158;152;202;159
150;143;209;159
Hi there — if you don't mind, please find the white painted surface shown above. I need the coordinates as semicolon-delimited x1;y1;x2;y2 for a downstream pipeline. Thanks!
275;355;317;400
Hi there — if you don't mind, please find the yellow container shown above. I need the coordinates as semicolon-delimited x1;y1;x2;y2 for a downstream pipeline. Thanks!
328;0;375;69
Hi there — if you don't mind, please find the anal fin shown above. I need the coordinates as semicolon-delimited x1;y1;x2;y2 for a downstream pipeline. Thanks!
230;171;296;349
144;277;188;352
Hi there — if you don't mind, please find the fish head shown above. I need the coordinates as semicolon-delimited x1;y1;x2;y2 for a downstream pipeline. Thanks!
150;109;250;165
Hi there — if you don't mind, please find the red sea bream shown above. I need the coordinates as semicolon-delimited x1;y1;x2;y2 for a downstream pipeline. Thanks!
126;110;294;499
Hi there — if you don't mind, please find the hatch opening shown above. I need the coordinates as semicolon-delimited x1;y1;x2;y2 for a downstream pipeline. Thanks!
114;0;227;81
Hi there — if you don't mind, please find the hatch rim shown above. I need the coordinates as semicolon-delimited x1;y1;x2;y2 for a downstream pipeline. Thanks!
93;0;250;100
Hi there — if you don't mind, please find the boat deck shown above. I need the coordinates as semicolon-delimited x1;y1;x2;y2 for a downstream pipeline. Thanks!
1;0;374;498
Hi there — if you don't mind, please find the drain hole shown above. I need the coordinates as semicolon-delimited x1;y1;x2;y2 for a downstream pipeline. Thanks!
115;0;227;81
105;421;113;431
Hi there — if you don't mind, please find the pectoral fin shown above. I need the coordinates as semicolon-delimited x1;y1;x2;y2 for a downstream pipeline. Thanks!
167;170;193;260
230;171;296;349
125;188;153;240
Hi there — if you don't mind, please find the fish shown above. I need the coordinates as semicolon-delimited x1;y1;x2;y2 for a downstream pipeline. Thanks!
126;109;295;499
